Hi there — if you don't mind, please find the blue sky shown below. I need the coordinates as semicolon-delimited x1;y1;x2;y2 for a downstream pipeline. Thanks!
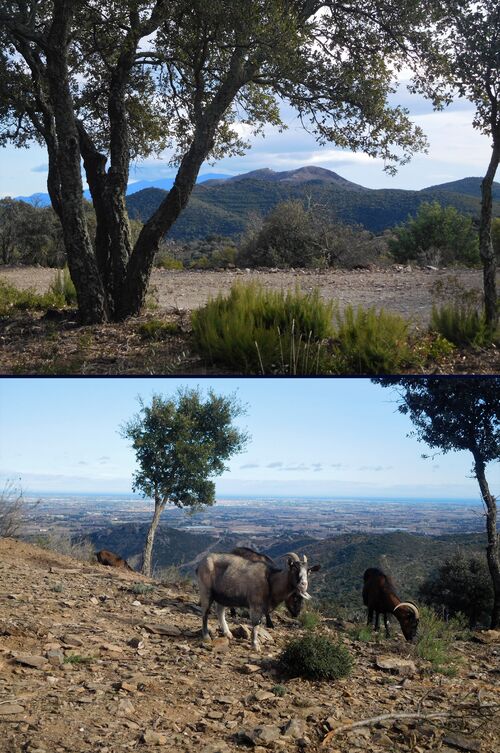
0;87;493;198
0;378;496;500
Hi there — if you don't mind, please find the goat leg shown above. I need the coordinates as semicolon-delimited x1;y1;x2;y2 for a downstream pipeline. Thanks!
384;613;391;638
216;603;234;639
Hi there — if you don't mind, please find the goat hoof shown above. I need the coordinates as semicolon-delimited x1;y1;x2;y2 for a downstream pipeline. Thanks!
202;634;212;644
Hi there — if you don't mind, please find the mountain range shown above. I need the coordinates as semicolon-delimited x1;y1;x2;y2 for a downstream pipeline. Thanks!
12;166;500;238
125;167;500;238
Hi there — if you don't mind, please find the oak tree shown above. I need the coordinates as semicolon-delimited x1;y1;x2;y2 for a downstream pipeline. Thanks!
376;377;500;628
121;388;248;576
1;0;444;323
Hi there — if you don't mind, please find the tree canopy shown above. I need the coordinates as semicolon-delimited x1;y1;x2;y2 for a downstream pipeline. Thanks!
121;387;248;574
0;0;447;322
375;377;500;628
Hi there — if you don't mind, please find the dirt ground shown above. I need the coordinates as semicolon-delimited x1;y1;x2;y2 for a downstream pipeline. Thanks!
1;537;499;753
0;265;492;325
1;266;499;375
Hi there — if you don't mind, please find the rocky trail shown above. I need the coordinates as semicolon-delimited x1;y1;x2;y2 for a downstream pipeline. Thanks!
0;538;499;753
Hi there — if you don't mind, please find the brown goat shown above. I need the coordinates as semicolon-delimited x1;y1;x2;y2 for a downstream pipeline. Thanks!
197;551;319;650
362;568;419;642
96;549;134;572
230;547;278;628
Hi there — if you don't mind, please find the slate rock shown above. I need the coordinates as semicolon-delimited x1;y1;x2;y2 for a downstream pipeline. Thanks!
442;733;482;752
14;654;48;669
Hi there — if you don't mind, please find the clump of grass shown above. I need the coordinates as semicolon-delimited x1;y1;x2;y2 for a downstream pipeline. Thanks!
191;282;336;374
279;634;353;681
298;609;321;631
272;684;287;697
138;319;179;340
331;305;416;374
413;606;466;676
0;279;64;316
51;582;64;593
129;582;154;595
49;266;77;305
348;625;379;643
430;302;497;347
64;654;94;665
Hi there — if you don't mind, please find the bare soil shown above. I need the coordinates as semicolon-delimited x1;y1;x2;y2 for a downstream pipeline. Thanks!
0;265;490;324
0;537;499;753
0;266;498;374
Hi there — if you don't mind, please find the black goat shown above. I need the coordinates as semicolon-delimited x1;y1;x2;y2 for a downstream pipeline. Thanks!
362;567;419;641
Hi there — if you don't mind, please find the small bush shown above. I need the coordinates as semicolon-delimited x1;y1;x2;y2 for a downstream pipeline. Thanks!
191;283;335;374
430;303;496;347
298;609;321;631
156;256;184;270
331;305;415;374
138;319;179;340
156;565;191;587
0;279;63;316
413;606;466;675
279;634;353;681
348;625;378;643
272;684;287;697
35;531;95;562
64;654;94;665
0;482;27;537
49;266;77;305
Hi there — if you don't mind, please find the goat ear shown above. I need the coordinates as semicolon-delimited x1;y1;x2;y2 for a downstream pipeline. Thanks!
308;564;321;573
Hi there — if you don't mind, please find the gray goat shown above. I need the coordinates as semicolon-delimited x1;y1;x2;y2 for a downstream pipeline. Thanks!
197;551;320;650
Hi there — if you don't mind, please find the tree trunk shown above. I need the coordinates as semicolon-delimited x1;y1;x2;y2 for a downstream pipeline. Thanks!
473;452;500;628
142;498;165;577
479;143;499;330
46;1;107;324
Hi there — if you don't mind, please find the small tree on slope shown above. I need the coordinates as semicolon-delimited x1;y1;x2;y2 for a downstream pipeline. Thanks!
375;377;500;629
121;388;248;577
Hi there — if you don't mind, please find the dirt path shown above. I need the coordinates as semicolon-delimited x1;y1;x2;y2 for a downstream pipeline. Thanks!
0;265;491;325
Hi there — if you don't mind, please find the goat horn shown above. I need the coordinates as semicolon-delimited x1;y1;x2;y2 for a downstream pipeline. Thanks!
394;602;420;619
286;552;301;563
303;554;308;565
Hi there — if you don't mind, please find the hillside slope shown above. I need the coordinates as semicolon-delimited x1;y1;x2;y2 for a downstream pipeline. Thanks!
126;168;500;238
1;538;498;753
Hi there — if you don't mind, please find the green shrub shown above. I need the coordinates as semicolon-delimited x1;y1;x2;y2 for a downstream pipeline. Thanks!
156;256;184;270
430;303;496;347
138;319;179;340
389;202;479;266
191;283;335;374
64;654;94;665
413;606;466;675
298;609;321;631
0;278;63;316
331;305;415;374
49;266;77;305
348;625;378;642
419;553;493;628
279;634;353;681
272;684;287;697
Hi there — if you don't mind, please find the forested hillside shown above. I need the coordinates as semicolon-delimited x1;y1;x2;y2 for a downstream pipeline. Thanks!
126;167;500;239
